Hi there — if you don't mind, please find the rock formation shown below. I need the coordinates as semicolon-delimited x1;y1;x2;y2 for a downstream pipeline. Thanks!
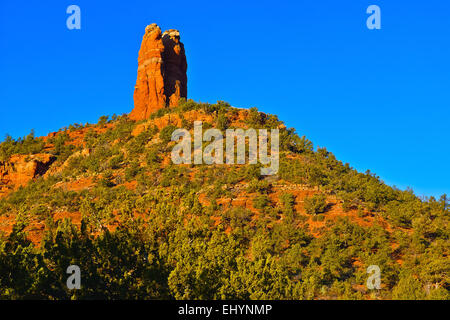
162;29;188;108
0;154;55;197
130;24;187;120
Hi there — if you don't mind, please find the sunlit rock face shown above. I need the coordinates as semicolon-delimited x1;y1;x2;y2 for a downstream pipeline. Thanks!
130;24;187;120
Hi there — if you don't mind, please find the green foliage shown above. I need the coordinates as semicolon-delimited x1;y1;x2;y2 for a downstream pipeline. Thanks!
98;115;109;126
109;153;124;169
0;100;448;300
146;148;161;165
99;170;115;188
253;194;270;210
280;193;295;211
159;125;177;144
127;126;157;155
216;112;230;131
51;133;76;161
246;179;271;193
280;128;313;153
304;194;327;215
246;107;265;127
124;161;141;182
0;131;45;161
392;275;426;300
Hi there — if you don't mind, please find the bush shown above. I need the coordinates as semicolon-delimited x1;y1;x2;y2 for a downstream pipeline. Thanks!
109;153;124;169
99;173;115;188
247;107;264;126
124;161;141;182
98;115;109;126
0;130;45;160
146;149;161;165
216;112;229;131
254;194;270;210
159;125;177;144
280;193;295;211
246;179;271;193
304;194;327;215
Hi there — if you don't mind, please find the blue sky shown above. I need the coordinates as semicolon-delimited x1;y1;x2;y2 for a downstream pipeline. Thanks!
0;0;449;198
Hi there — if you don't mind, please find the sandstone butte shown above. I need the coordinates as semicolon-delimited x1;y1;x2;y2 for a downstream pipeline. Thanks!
129;23;188;121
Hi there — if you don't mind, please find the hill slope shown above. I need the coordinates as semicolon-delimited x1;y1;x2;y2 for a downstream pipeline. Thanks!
0;100;448;299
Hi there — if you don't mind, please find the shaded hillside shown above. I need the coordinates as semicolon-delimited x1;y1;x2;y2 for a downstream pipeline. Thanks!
0;99;448;299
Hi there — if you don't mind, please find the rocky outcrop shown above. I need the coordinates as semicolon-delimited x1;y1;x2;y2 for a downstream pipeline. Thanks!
130;24;187;120
130;24;166;120
0;154;55;196
162;29;188;108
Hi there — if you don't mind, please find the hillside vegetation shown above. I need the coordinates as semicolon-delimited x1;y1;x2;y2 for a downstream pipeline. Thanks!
0;100;448;299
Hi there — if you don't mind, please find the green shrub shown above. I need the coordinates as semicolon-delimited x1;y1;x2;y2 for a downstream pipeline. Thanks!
159;125;177;144
109;153;124;169
216;112;229;131
98;115;109;126
247;179;271;193
304;194;327;215
280;193;295;211
254;194;270;210
99;170;115;188
146;149;161;165
0;130;45;160
124;161;141;181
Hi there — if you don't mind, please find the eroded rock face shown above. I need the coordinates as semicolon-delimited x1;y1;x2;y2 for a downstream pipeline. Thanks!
162;29;188;108
0;154;55;196
130;24;187;120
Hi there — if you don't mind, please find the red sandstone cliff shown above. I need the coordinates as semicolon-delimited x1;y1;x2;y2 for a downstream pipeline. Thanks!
0;154;55;197
130;24;187;120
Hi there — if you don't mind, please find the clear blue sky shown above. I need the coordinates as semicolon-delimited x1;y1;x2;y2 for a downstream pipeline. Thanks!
1;0;449;198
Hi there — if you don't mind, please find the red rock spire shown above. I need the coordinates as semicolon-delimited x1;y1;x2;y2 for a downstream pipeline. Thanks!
130;24;187;120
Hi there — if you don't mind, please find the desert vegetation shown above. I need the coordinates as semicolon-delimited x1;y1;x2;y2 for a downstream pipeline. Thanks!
0;100;448;299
